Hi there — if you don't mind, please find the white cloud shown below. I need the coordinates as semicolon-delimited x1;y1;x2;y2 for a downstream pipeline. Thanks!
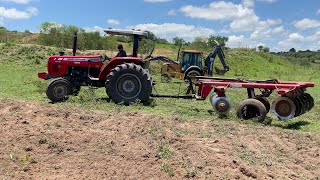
0;0;36;4
0;6;38;19
107;19;120;25
129;23;215;41
276;32;320;51
144;0;172;2
295;18;320;30
83;26;104;35
0;17;4;26
180;1;281;32
242;0;254;8
180;1;256;22
250;22;284;40
288;33;304;42
257;0;277;3
307;29;320;41
227;35;263;49
168;9;176;16
227;35;247;48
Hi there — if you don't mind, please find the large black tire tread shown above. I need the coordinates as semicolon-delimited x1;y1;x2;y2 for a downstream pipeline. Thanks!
237;99;267;123
186;70;201;79
185;70;201;84
255;96;270;112
106;63;152;104
46;78;72;102
304;93;314;110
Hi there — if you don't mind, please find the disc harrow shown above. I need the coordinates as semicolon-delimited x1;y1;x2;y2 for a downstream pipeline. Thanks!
194;77;315;122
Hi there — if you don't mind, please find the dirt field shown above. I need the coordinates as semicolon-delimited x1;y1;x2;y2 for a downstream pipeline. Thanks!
0;99;319;179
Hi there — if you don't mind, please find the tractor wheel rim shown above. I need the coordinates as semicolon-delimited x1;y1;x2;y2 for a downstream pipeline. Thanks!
53;85;67;98
122;80;136;93
116;73;142;100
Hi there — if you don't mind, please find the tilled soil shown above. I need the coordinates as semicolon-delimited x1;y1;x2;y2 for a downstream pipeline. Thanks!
0;99;319;179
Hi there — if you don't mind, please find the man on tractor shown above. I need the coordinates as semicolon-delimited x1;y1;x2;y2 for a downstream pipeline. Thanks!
116;44;127;57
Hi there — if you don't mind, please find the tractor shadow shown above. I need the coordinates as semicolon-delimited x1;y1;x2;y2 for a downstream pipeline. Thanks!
272;120;311;130
96;97;157;107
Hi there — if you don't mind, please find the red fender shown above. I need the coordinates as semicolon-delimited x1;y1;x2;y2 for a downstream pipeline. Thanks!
98;57;145;81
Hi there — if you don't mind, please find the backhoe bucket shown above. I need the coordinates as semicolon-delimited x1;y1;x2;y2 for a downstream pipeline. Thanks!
214;67;228;75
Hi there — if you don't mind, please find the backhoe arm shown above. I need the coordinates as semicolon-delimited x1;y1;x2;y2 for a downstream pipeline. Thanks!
205;46;229;76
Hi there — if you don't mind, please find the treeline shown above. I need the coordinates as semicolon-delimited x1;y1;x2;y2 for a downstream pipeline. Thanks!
271;48;320;65
2;22;231;54
0;27;37;44
38;22;118;51
37;22;229;53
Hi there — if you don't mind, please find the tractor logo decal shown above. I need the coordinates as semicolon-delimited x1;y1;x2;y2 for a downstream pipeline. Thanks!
53;58;101;62
63;58;100;62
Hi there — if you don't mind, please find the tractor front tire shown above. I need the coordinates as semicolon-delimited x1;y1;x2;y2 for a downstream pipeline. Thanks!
186;70;201;79
106;63;152;104
46;78;72;102
185;70;201;83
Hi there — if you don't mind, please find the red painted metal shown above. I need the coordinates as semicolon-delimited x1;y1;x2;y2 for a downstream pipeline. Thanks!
46;55;103;77
38;55;144;82
195;77;315;100
38;72;48;80
98;57;144;81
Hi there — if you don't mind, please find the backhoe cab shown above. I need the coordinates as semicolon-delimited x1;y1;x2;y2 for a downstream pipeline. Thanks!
153;44;229;82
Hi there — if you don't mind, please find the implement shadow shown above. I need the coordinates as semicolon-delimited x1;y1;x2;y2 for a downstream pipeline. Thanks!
272;120;311;130
96;97;157;107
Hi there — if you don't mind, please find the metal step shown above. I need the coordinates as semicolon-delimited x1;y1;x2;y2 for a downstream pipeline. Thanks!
89;77;99;81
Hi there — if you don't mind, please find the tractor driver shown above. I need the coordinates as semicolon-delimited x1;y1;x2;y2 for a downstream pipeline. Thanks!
116;44;127;57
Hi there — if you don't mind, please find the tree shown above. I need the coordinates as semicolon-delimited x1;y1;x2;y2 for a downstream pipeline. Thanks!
24;30;32;34
263;47;270;53
0;27;7;31
289;48;296;53
156;38;169;44
145;30;156;41
189;37;209;52
258;45;263;52
139;39;154;55
207;35;228;47
104;36;118;52
172;37;185;47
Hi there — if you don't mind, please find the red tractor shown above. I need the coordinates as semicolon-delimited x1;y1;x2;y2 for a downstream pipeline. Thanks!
38;30;152;104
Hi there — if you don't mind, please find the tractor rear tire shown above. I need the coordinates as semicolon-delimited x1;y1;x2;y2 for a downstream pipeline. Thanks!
106;63;152;104
237;99;267;122
46;78;72;102
185;70;201;83
186;70;201;79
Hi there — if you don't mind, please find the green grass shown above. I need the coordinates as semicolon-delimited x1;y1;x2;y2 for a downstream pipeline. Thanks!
0;43;320;134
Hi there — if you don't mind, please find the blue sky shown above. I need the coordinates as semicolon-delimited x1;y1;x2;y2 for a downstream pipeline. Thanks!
0;0;319;52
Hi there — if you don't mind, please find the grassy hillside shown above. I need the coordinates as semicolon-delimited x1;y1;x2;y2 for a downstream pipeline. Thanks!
0;43;319;133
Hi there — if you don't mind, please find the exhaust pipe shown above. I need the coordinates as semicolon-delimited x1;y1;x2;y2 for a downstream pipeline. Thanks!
73;32;77;56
